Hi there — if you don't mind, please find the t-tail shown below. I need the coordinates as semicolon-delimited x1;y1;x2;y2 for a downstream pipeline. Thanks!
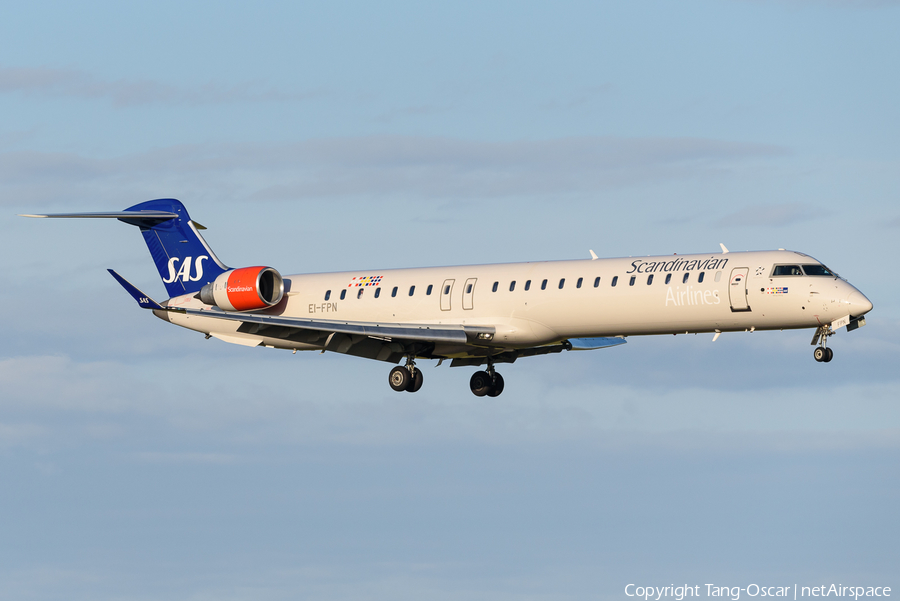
20;198;229;298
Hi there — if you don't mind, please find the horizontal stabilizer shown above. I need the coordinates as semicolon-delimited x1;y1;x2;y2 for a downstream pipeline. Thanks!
567;337;627;350
20;210;178;219
108;269;164;310
20;210;179;228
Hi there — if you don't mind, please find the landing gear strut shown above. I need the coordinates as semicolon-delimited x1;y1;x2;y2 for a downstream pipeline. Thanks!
389;356;424;392
469;359;504;397
811;325;835;363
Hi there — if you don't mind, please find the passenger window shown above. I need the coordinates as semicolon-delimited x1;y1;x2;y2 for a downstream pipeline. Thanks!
444;285;451;295
682;273;689;284
541;279;548;290
524;280;531;291
426;284;433;295
665;274;671;285
409;285;415;296
492;281;498;292
576;277;583;289
647;274;653;285
357;288;364;299
611;276;618;287
772;265;803;276
466;283;472;294
509;281;516;292
325;290;331;301
629;276;635;286
802;264;834;276
698;272;705;283
715;271;722;282
559;278;565;289
374;287;381;298
340;289;347;300
392;287;398;297
594;277;600;287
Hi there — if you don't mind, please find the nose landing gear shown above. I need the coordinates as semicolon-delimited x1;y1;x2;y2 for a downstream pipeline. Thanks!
811;325;834;363
389;356;424;392
813;347;833;362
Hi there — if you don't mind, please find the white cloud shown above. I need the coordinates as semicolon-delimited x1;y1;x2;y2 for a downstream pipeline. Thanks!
0;66;322;107
715;202;818;227
2;351;898;451
0;422;45;449
0;135;785;206
132;451;238;465
0;355;131;413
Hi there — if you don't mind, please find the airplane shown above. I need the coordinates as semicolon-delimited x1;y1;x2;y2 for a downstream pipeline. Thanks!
21;198;873;396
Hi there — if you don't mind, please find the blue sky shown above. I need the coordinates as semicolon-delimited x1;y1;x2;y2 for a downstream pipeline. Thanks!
1;1;898;599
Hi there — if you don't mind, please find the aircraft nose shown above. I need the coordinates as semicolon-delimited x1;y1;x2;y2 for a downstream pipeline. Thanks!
847;291;873;317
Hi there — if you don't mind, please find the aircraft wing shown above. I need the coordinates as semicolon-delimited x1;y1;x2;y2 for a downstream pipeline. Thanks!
178;306;493;345
176;307;626;366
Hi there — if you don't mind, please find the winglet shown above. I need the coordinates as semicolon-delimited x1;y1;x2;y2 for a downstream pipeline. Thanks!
719;243;729;254
108;269;165;310
589;249;599;260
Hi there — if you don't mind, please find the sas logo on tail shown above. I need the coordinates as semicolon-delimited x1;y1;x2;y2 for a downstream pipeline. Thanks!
163;255;209;283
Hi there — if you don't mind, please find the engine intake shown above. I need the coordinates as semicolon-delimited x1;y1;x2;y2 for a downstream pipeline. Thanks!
198;266;284;311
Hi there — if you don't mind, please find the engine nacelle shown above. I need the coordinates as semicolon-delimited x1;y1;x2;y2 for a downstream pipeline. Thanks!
198;266;284;311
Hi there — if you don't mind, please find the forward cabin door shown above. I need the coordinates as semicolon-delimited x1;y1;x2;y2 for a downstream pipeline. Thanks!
462;278;477;310
441;279;455;311
729;267;751;311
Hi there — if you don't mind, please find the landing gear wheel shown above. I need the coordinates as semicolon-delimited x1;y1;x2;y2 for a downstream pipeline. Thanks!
389;366;411;391
487;373;504;397
470;371;492;397
824;347;834;363
814;347;826;362
407;368;424;392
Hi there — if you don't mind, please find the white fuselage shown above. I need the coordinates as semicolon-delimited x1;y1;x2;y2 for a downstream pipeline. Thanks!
160;249;872;357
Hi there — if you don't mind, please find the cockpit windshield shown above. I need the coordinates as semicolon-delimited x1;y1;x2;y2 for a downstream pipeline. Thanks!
802;264;834;276
772;265;803;276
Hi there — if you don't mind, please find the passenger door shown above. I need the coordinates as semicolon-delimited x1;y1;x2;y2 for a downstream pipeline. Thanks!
462;278;477;310
441;279;455;311
729;267;751;311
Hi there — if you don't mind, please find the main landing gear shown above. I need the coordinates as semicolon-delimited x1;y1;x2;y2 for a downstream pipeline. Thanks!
811;325;834;363
389;356;423;393
469;360;504;397
387;356;505;396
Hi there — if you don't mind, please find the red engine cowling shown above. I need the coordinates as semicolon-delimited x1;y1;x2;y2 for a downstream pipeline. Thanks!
198;266;284;311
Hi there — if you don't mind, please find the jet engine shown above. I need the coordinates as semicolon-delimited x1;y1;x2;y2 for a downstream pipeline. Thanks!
198;266;284;311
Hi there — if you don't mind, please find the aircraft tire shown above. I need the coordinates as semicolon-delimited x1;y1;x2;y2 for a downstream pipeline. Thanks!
814;347;825;362
407;368;424;392
389;366;411;391
487;373;504;397
824;348;834;363
470;371;492;397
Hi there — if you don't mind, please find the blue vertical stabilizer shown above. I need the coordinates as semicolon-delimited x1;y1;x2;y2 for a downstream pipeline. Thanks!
120;199;229;297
